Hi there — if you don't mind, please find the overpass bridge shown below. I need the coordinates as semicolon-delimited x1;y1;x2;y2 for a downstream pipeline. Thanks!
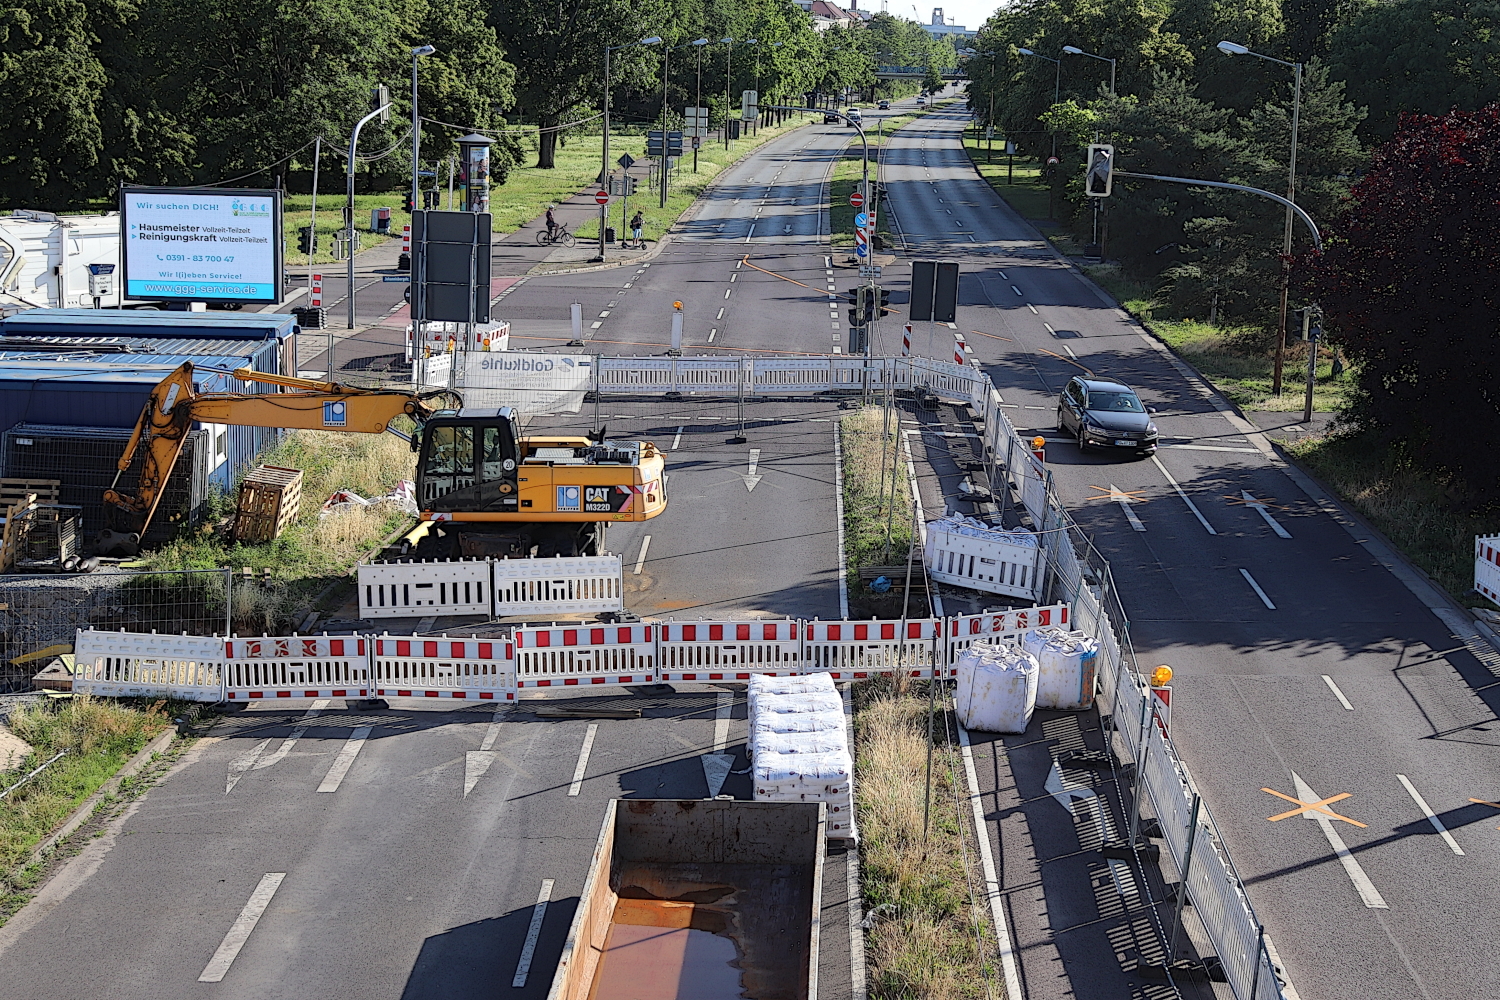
874;64;966;80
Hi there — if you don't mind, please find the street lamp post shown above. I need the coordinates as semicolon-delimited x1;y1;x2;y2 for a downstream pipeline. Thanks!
1219;39;1303;396
1017;48;1061;158
659;41;670;208
723;37;734;150
692;37;708;171
411;45;435;217
346;99;393;329
601;36;663;259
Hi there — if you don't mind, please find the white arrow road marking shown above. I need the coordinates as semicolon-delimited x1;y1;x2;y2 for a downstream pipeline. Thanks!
568;724;599;796
199;873;286;982
1292;772;1388;907
1045;759;1097;813
742;448;763;492
225;739;270;794
1106;484;1147;532
316;725;372;793
702;754;734;797
512;879;556;988
464;752;496;798
1242;490;1292;537
1396;774;1465;855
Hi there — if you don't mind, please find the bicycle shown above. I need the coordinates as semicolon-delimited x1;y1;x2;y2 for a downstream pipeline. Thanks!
536;224;576;248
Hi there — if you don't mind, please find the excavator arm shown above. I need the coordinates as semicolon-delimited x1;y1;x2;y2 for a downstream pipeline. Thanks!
98;361;456;554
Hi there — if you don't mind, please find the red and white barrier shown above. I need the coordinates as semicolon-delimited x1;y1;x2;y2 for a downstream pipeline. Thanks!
75;631;225;702
372;635;512;700
902;324;911;357
944;605;1069;676
223;635;370;701
1477;534;1500;606
402;225;411;259
802;618;944;679
658;620;802;681
310;274;322;309
512;623;656;688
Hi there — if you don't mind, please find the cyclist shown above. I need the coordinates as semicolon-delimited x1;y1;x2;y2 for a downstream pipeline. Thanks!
545;204;559;242
630;210;644;248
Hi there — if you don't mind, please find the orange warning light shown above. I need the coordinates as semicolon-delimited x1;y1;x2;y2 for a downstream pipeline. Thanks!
1151;665;1174;687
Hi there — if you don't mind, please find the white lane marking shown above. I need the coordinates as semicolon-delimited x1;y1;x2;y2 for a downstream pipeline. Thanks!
481;707;506;751
226;739;271;793
1293;772;1388;908
589;321;602;329
1062;344;1077;359
1162;444;1260;453
198;873;286;982
1151;455;1218;535
1242;490;1292;538
248;699;329;776
633;535;651;575
671;426;683;450
708;329;716;343
465;751;496;797
512;878;556;987
744;224;756;243
724;288;732;299
1044;322;1055;334
1109;484;1146;532
622;282;631;288
967;235;976;242
998;271;1007;279
714;691;733;752
958;724;1024;1000
568;724;599;796
1239;568;1276;610
1011;285;1023;296
1321;675;1355;711
716;307;725;320
730;273;737;282
598;310;610;317
1027;304;1037;314
735;258;744;269
317;725;372;792
1396;774;1465;855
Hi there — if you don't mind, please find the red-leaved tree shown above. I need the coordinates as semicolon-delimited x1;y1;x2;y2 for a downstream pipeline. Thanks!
1308;104;1500;499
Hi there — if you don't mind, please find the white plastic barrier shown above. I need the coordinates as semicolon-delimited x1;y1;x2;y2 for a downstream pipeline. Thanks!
493;555;623;616
1477;534;1500;605
802;618;944;679
372;635;513;700
945;605;1069;676
223;636;371;701
359;559;490;619
658;620;802;681
924;514;1042;600
512;623;656;688
74;631;224;702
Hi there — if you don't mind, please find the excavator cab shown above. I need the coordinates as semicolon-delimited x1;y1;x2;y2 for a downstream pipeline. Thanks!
415;407;523;515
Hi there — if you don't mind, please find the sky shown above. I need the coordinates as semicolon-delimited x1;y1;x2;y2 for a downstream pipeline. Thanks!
863;0;1004;31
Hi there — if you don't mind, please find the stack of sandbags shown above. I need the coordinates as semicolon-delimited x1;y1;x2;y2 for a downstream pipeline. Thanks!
749;673;858;840
954;640;1039;734
1021;627;1101;710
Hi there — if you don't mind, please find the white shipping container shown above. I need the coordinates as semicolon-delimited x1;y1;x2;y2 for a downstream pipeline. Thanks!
0;211;127;312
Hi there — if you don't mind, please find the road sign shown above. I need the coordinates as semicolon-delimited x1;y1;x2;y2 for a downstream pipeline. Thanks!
849;191;865;209
1046;156;1060;165
618;153;636;169
382;275;411;282
855;212;869;229
855;244;869;257
594;190;610;205
859;265;882;279
741;90;758;121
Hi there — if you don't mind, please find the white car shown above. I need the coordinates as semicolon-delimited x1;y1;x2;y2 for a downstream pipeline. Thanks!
916;96;927;107
846;108;862;126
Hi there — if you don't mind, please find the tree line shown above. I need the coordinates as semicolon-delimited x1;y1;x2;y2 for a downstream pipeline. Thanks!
0;0;957;203
964;0;1499;497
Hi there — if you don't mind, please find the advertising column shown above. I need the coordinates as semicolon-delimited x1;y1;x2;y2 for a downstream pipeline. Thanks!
120;186;283;304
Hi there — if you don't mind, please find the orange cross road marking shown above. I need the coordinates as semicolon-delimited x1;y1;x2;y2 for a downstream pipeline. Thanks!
1469;798;1500;829
1090;484;1150;502
1263;787;1368;827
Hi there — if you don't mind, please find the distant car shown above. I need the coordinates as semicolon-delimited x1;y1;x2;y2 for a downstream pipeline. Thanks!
823;111;841;124
916;96;927;106
877;100;891;110
846;108;862;126
1056;377;1158;455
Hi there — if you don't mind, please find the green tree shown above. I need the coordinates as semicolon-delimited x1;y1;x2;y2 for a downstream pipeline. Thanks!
1325;0;1500;140
1163;0;1286;112
0;0;108;207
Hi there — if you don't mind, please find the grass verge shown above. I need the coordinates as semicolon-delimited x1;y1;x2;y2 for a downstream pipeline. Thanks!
854;679;999;1000
830;100;958;248
840;407;919;619
139;427;417;629
0;696;187;926
1287;432;1500;608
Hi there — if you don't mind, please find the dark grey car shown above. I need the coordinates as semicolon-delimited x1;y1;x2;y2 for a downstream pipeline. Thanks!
1056;377;1158;455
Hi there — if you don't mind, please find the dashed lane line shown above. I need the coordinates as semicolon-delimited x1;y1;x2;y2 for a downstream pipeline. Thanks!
198;873;286;983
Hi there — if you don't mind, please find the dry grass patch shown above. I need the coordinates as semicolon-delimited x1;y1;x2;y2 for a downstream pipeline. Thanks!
841;406;915;571
855;680;999;1000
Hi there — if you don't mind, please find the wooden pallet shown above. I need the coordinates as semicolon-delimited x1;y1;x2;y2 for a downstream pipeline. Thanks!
233;465;304;543
0;478;59;509
857;565;928;590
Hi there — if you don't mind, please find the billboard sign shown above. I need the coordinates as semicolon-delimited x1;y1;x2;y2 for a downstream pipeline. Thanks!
120;185;282;303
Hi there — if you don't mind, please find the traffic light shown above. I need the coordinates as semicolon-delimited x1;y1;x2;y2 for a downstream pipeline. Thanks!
877;287;893;318
404;192;416;214
666;131;684;157
372;84;390;123
862;287;878;325
847;286;869;327
297;226;317;255
1084;143;1114;198
624;175;639;195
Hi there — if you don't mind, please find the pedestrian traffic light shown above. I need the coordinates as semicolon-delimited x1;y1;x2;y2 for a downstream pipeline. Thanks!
1084;143;1114;198
297;226;317;255
404;192;415;214
877;287;893;318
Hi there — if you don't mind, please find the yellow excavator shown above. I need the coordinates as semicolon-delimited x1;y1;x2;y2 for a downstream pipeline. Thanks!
98;361;667;557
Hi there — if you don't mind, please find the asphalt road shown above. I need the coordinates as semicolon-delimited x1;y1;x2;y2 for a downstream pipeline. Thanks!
0;692;857;999
877;106;1500;1000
